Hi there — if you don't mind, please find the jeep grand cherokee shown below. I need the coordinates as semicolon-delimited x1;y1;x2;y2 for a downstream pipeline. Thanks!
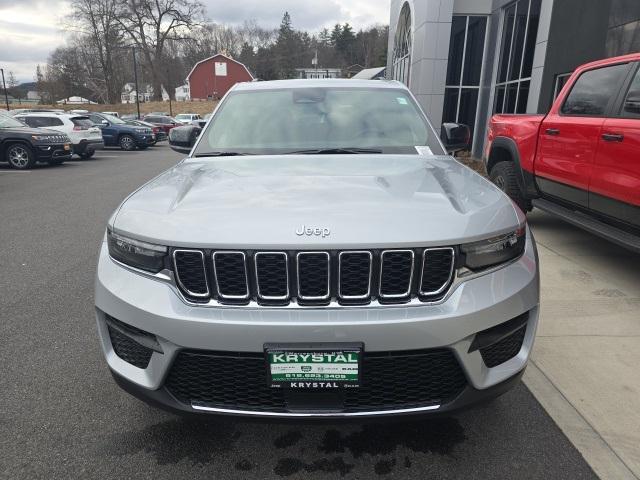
95;79;539;418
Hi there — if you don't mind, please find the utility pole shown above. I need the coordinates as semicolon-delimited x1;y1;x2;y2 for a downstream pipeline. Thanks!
312;49;318;78
132;47;141;119
1;69;9;111
167;69;173;116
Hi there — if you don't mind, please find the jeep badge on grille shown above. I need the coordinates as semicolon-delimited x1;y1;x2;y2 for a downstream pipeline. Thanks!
295;225;331;238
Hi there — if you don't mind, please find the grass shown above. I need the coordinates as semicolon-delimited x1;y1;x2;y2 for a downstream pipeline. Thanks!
17;100;219;117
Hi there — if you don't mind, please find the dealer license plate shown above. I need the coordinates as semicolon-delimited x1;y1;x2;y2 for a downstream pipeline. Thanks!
265;343;362;389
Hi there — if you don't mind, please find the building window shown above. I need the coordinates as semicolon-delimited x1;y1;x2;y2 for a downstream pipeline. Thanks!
552;72;572;101
391;2;412;86
494;0;541;113
443;15;488;143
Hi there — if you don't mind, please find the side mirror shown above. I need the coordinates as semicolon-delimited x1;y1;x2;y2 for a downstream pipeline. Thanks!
440;123;470;154
169;125;202;154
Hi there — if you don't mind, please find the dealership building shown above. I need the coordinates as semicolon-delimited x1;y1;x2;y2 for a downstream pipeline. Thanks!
388;0;640;155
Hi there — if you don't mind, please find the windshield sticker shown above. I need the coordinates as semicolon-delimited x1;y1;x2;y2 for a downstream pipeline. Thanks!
396;97;408;105
415;146;433;155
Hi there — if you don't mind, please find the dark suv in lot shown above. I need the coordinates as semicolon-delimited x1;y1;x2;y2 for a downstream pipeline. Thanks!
87;113;154;151
0;113;72;169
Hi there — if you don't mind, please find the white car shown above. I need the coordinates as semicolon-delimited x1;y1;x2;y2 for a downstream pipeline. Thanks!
15;113;104;159
102;111;120;118
174;113;201;124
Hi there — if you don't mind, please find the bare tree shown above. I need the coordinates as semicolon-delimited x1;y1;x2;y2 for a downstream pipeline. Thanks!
68;0;125;103
115;0;205;100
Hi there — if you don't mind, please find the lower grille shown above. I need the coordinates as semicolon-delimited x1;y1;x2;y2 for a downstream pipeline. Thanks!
480;326;527;368
165;348;467;413
108;326;153;369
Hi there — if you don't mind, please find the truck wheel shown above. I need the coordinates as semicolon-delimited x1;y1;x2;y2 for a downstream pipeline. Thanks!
119;135;136;151
6;143;36;170
489;161;532;212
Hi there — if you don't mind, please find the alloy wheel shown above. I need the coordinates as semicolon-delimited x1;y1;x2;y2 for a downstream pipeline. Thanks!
120;136;135;150
8;146;30;168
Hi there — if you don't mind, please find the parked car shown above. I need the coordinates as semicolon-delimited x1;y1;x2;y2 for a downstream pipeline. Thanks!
15;112;103;159
125;119;167;143
95;79;539;418
8;108;64;116
102;111;120;118
485;53;640;253
0;113;72;169
142;114;179;136
87;112;154;151
120;114;138;121
174;113;202;124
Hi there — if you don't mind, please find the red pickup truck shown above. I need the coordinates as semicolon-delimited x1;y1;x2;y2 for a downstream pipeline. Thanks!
484;53;640;252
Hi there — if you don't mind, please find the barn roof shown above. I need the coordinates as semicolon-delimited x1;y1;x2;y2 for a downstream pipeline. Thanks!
186;53;253;82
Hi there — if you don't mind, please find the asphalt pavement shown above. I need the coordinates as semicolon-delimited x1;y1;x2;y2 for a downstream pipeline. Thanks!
0;146;597;479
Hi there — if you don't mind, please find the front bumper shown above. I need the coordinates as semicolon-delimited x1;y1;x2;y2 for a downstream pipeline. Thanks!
95;230;540;417
134;134;154;146
36;143;72;162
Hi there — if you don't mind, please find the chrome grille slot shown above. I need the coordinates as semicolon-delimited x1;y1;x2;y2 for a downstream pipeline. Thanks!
173;250;209;299
213;251;249;301
296;252;330;301
379;250;414;299
338;251;372;300
254;252;289;301
420;248;455;298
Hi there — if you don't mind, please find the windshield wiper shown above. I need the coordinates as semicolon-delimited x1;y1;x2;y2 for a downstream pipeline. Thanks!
285;147;383;155
193;151;250;157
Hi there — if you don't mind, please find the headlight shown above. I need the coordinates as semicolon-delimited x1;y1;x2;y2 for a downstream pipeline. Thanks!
461;225;526;270
31;135;55;142
107;230;167;273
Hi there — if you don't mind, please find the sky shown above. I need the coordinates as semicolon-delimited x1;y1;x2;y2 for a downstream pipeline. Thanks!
0;0;390;84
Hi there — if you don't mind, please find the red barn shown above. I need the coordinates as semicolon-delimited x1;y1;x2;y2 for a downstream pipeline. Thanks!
186;53;253;100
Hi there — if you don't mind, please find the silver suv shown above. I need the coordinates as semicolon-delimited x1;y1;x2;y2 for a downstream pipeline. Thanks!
95;79;539;418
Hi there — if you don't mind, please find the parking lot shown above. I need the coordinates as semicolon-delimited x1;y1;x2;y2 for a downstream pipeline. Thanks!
1;146;637;479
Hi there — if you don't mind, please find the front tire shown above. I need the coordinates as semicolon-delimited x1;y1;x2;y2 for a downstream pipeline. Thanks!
489;161;532;212
6;143;36;170
119;135;136;151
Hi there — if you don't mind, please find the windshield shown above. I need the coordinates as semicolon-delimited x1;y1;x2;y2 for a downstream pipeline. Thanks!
103;113;125;124
193;87;444;156
0;114;27;129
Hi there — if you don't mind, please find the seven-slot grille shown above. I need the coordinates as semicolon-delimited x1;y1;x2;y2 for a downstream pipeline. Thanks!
172;248;455;305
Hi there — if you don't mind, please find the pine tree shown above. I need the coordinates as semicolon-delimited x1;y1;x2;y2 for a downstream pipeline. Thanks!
275;12;297;79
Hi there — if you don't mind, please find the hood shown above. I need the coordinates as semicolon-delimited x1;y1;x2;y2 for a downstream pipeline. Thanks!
112;155;522;249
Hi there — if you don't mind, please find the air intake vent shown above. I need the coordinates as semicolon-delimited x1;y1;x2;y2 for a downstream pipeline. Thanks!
419;248;455;299
173;250;209;299
379;250;414;299
255;252;289;301
213;251;249;301
296;252;330;301
338;251;372;300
